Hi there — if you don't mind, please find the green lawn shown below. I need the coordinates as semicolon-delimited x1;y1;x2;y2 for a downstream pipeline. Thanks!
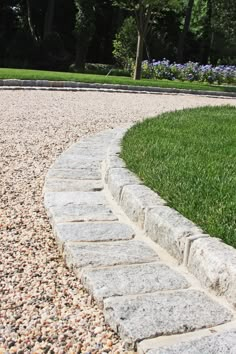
121;106;236;248
0;68;236;93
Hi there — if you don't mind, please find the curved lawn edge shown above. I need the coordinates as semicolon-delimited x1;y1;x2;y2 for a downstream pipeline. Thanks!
0;76;236;98
121;106;236;249
105;127;236;309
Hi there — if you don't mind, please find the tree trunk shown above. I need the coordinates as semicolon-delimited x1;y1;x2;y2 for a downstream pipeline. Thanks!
133;5;151;80
133;32;144;80
75;35;89;72
26;0;38;41
177;0;195;63
201;0;212;64
44;0;55;39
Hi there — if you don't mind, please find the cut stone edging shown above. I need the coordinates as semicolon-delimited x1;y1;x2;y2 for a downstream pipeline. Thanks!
43;127;236;351
104;127;236;309
1;78;236;98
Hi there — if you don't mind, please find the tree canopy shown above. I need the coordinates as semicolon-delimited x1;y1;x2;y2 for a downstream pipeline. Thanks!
0;0;235;75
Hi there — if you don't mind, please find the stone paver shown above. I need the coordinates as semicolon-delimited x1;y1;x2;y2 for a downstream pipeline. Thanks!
188;237;236;308
55;222;135;248
52;156;101;169
144;206;203;262
64;240;159;271
104;290;233;347
47;167;101;180
43;178;103;192
81;262;190;306
106;167;142;202
120;184;166;228
47;203;117;223
44;191;107;208
140;329;236;354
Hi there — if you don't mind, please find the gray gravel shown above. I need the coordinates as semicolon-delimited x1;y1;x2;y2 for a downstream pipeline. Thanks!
0;89;235;354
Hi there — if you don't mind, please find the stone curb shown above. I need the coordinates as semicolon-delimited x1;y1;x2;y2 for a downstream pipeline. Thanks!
104;128;236;309
43;127;236;351
0;78;236;98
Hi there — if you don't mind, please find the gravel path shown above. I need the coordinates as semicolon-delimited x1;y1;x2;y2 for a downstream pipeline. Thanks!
0;90;235;354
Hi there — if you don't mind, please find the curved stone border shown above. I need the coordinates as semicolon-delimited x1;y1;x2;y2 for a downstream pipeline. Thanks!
1;78;236;98
104;128;236;309
43;127;236;351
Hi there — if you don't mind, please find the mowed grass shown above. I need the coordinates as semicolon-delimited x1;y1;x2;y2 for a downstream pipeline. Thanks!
121;106;236;248
0;68;236;93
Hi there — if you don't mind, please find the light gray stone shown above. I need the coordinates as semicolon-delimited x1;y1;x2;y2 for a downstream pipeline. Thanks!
44;191;106;208
78;130;118;146
106;168;142;202
55;222;134;248
82;262;189;306
36;80;50;87
44;178;103;192
52;155;101;169
143;330;236;354
105;155;126;170
144;206;202;263
47;203;117;223
104;290;233;348
188;237;236;308
120;185;166;228
62;144;106;158
47;168;101;180
107;144;121;156
64;240;159;271
3;79;22;86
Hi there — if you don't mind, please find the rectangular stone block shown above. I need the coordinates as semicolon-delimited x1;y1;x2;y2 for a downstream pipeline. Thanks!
144;206;202;263
36;80;50;87
47;203;117;224
44;191;106;208
44;178;103;192
47;168;101;180
64;240;159;271
104;290;233;348
55;222;135;249
187;237;236;308
82;262;189;307
62;145;106;158
52;156;101;169
3;79;21;86
78;130;118;146
120;185;166;228
139;329;236;354
106;168;142;202
105;155;126;170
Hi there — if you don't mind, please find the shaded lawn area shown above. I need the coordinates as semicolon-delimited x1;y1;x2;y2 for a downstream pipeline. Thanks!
0;68;236;93
121;106;236;248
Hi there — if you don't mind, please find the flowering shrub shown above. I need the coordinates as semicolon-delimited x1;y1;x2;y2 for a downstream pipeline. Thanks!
141;59;236;84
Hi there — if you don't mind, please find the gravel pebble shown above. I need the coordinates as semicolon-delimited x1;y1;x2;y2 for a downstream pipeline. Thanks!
0;90;235;353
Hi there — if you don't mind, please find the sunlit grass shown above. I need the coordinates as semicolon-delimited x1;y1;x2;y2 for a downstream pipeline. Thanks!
121;106;236;248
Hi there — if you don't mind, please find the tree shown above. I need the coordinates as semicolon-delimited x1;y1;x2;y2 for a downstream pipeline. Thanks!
113;16;137;69
177;0;195;63
113;0;179;80
44;0;55;39
74;0;95;71
190;0;236;63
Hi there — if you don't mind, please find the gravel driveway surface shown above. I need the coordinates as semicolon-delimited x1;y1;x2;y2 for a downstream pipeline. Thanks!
0;90;235;354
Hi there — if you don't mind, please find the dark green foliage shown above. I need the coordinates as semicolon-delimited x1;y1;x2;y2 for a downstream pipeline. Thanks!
0;0;235;71
113;16;137;69
73;0;95;71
